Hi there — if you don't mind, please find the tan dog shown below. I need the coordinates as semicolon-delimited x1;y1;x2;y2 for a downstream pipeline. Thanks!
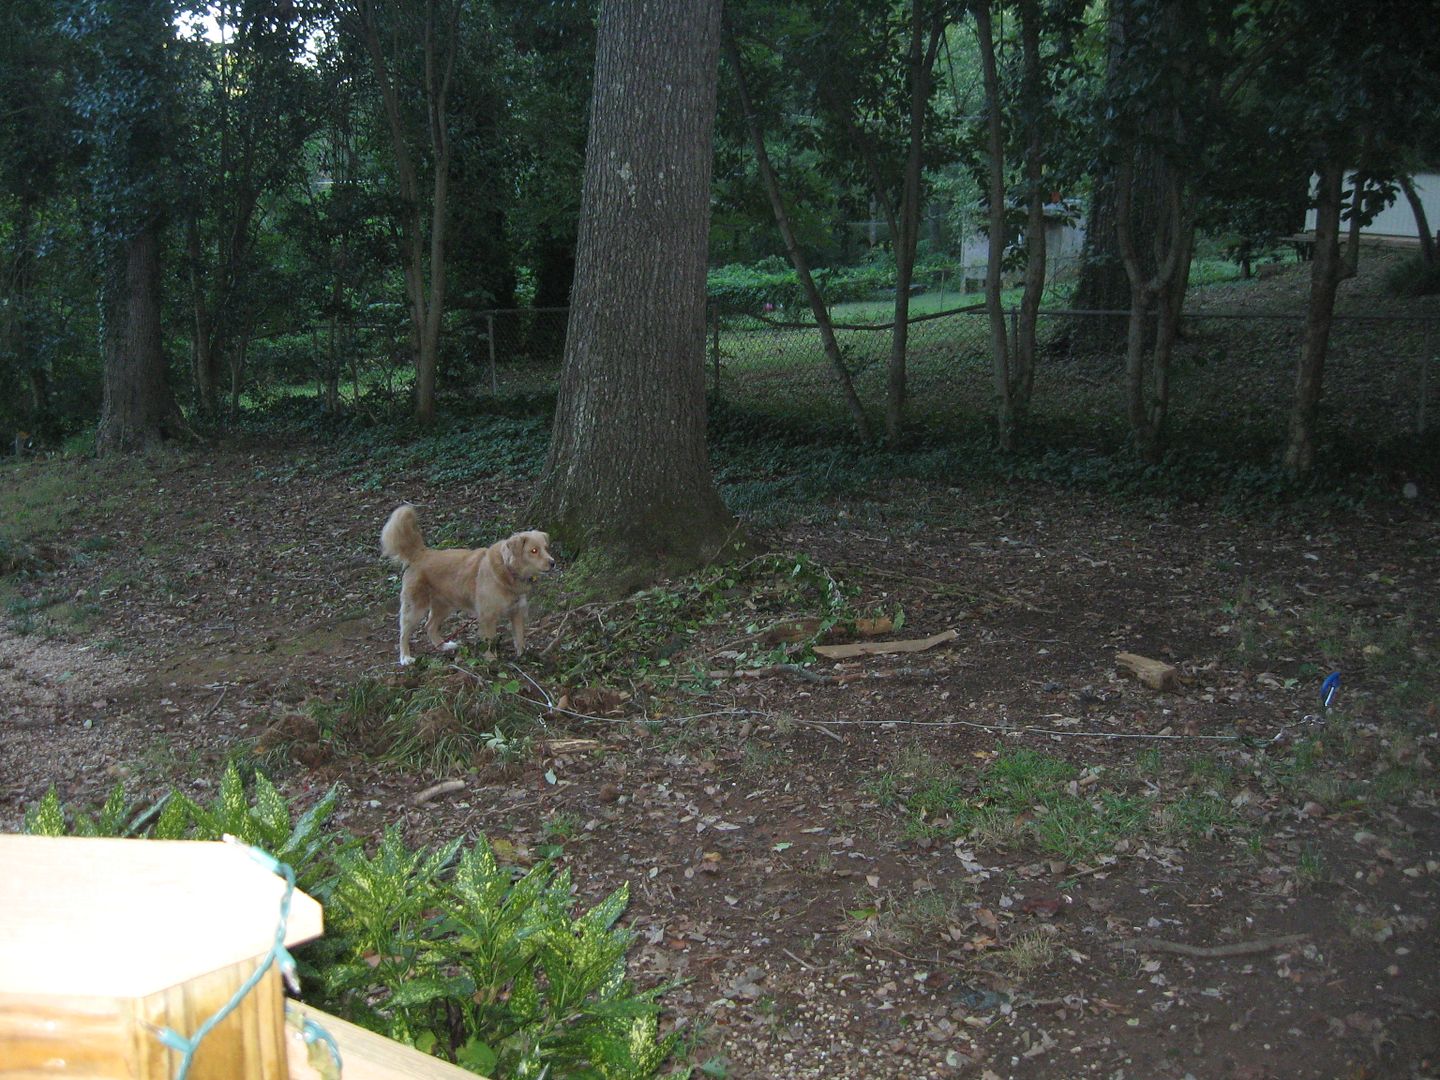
380;504;555;665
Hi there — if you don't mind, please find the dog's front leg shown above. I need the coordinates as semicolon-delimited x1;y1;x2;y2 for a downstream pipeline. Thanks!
510;596;528;655
476;612;499;659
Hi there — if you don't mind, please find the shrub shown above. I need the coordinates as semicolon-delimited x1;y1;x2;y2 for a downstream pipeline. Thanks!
23;765;682;1079
1384;252;1440;297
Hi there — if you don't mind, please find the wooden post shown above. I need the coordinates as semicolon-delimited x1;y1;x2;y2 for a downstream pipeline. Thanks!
0;835;324;1080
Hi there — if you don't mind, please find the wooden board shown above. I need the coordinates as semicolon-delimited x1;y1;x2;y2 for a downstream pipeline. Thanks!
288;1003;487;1080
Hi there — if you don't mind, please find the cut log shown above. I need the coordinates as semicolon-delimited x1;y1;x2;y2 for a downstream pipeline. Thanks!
1115;651;1180;692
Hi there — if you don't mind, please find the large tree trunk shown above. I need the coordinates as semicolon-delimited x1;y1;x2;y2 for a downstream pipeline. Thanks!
97;222;174;454
1284;162;1346;478
721;18;872;442
529;0;735;590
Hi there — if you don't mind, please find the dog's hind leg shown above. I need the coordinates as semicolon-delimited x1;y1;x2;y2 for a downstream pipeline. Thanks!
426;605;460;652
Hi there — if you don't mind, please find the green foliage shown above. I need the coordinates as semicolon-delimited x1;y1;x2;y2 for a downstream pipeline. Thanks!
24;762;346;892
332;415;552;490
706;255;961;317
881;748;1161;862
1384;253;1440;298
24;769;683;1079
305;668;536;772
319;835;678;1078
552;552;854;687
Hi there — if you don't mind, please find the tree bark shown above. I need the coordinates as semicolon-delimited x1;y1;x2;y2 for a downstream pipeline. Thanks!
529;0;736;589
721;19;873;441
1284;161;1345;478
97;221;175;454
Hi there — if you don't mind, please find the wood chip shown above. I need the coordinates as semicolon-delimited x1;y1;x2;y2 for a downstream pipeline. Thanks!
1115;651;1181;692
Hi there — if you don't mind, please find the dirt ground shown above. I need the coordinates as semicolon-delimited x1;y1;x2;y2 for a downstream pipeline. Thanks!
1;432;1436;1080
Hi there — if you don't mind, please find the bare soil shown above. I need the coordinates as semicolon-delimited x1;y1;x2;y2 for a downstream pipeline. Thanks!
2;261;1438;1080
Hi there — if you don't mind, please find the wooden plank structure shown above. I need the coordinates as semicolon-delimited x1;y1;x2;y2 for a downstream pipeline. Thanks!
0;834;323;1078
0;834;480;1080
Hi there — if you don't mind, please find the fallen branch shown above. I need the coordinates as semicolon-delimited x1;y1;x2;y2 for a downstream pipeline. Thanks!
792;718;845;743
813;628;958;660
194;686;229;725
412;779;466;806
1113;933;1308;958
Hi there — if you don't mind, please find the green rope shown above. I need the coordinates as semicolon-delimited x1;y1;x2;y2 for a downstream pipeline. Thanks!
151;837;341;1079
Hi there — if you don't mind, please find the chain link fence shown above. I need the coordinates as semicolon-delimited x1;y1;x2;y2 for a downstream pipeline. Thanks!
467;305;1436;442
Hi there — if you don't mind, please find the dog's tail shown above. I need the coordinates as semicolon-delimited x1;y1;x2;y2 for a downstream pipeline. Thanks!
380;504;427;566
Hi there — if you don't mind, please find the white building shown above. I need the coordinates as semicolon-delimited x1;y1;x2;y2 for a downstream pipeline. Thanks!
1303;171;1440;244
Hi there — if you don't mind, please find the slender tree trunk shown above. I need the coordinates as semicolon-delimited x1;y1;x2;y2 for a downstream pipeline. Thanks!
355;0;458;425
1284;161;1346;478
1398;174;1436;267
721;19;872;441
187;217;221;417
415;154;449;424
3;200;48;437
975;0;1046;451
884;0;945;445
529;0;736;589
97;221;174;454
1070;0;1159;353
974;5;1014;446
1117;156;1191;464
1014;0;1047;417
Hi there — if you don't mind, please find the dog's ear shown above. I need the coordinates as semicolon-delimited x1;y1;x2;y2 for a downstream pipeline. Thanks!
502;533;524;568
